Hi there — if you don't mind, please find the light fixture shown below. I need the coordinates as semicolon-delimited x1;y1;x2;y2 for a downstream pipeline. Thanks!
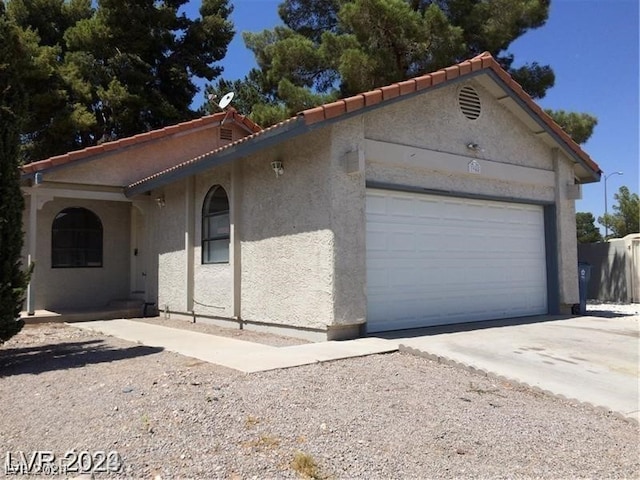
466;142;480;151
271;160;284;178
155;195;166;208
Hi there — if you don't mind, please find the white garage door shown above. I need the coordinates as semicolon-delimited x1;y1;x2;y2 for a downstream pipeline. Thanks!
366;189;548;332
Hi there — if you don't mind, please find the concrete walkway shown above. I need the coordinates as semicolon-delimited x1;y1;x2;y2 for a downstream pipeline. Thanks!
71;320;398;373
71;315;639;420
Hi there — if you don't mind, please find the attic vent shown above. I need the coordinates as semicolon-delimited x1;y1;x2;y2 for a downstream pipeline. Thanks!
458;86;481;120
220;128;233;141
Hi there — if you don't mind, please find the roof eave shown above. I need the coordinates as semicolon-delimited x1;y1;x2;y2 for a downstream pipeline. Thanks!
125;117;307;197
20;112;260;179
482;69;601;184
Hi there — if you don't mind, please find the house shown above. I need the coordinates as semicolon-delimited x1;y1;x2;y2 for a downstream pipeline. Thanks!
20;52;601;341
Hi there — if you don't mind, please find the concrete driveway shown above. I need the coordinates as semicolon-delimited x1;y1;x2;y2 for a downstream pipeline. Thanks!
392;312;639;421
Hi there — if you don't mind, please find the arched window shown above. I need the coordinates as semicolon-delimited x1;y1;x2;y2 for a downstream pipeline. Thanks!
52;207;103;268
202;185;230;264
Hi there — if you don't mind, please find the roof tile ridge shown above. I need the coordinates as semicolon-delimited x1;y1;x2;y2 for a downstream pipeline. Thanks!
21;111;239;173
127;115;300;190
297;54;489;126
474;51;494;59
477;53;601;173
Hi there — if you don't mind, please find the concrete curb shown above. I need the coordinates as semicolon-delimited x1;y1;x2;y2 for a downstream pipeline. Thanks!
399;344;639;425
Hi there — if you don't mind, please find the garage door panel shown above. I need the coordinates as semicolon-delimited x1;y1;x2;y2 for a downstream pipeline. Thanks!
366;190;547;332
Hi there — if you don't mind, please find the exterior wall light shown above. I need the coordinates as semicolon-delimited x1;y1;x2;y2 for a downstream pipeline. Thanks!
271;160;284;178
155;195;166;208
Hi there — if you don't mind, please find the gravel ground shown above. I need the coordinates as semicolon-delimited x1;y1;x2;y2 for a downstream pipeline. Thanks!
587;301;640;316
1;308;639;479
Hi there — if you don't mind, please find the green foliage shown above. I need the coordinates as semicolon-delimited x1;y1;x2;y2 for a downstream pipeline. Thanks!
546;109;598;144
6;0;234;162
598;186;640;240
205;0;558;126
0;7;39;342
576;212;602;243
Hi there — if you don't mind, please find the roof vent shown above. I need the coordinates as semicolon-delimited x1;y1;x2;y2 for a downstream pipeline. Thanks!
220;128;233;141
458;86;481;120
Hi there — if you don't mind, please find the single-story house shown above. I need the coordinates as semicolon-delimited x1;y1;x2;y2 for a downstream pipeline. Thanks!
20;52;601;341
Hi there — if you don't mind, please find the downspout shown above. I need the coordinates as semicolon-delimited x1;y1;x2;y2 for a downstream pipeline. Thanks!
185;177;195;313
231;160;242;325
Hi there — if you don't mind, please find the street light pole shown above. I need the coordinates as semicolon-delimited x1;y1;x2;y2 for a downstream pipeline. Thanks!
604;171;623;240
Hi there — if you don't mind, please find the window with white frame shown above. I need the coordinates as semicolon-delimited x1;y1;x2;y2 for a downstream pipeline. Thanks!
202;185;230;264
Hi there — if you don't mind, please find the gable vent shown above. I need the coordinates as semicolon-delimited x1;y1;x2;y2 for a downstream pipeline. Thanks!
220;128;233;141
458;86;481;120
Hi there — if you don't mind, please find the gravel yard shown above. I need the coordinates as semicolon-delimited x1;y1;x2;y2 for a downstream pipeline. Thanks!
1;311;639;479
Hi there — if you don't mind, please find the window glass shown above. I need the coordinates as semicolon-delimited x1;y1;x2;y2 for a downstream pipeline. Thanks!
52;207;103;268
202;186;230;264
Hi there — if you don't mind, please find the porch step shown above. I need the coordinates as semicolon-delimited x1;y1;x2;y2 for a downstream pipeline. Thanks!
21;299;150;324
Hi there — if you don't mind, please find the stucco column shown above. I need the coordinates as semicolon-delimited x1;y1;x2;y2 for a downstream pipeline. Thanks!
25;191;38;315
230;160;242;320
553;148;579;311
185;177;195;312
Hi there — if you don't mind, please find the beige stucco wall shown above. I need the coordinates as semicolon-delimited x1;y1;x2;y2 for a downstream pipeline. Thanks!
238;131;336;330
25;197;130;310
326;118;367;327
148;77;582;335
554;151;579;307
154;180;189;313
150;129;336;333
26;76;582;332
364;80;555;202
42;123;247;187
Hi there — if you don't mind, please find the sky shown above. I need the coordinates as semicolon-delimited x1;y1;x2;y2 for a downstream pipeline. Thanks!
189;0;639;233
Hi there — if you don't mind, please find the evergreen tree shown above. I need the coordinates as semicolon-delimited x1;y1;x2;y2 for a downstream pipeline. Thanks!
576;212;602;243
6;0;235;162
0;6;43;342
546;109;597;145
204;0;597;139
598;186;640;240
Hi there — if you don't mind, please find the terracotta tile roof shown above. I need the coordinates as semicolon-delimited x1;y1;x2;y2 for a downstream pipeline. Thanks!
296;51;601;175
26;52;600;193
20;109;261;174
126;116;302;193
126;52;600;195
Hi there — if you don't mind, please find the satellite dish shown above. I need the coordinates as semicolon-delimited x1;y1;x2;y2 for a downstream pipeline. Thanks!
218;91;235;109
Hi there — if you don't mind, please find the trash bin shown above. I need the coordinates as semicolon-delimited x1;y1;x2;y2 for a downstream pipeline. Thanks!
575;262;592;315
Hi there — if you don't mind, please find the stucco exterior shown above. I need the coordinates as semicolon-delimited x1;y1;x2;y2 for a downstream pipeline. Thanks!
23;197;130;310
41;122;248;187
20;58;597;338
152;130;339;336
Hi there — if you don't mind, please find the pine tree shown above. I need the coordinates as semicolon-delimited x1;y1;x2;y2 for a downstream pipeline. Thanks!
0;7;35;342
576;212;602;243
598;186;640;240
6;0;235;162
204;0;598;141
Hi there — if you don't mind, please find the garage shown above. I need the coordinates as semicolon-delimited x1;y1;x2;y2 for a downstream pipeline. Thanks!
366;189;548;332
